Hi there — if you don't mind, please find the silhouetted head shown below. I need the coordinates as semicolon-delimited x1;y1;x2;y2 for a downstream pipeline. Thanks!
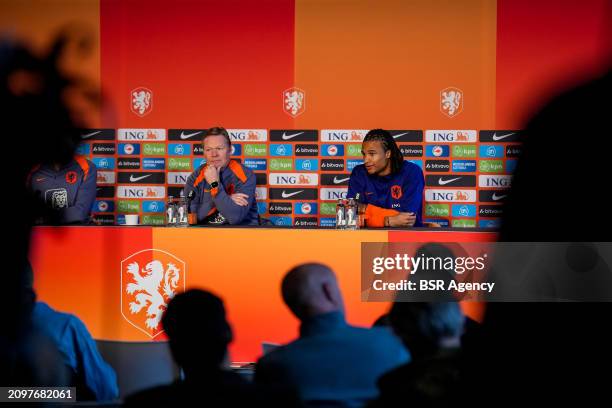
162;289;232;376
281;263;344;320
389;302;464;359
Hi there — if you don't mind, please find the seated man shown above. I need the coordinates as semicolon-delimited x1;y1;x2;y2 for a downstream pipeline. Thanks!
184;127;259;225
348;129;424;227
32;302;119;401
125;289;299;407
256;263;409;407
24;262;118;401
26;155;97;225
370;302;465;408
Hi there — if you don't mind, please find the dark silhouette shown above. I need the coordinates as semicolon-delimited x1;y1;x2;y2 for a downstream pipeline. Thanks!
395;243;463;302
256;263;409;407
22;262;118;400
369;302;464;408
1;28;93;388
464;70;612;405
124;289;299;407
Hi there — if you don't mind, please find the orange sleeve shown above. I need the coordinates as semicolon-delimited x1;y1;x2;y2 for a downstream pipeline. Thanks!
193;165;207;188
365;204;400;227
74;156;91;181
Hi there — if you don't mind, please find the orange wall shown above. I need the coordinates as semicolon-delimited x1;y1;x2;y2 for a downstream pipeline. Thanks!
294;0;497;129
99;0;295;129
31;227;496;362
495;0;611;127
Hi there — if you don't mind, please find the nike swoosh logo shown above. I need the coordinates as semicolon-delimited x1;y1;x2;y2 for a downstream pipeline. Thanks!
365;192;374;196
438;177;461;185
81;131;101;139
281;190;304;198
35;177;46;182
492;132;515;141
281;132;305;140
130;174;152;182
492;193;507;200
180;131;202;139
333;177;350;184
392;132;409;139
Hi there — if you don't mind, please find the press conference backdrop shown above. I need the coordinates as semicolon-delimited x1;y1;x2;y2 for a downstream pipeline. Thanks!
82;128;517;228
3;0;609;228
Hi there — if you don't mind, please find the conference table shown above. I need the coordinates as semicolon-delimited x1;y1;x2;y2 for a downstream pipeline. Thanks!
29;226;497;362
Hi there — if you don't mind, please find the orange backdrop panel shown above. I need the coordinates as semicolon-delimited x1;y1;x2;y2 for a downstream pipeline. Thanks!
100;0;296;129
294;0;497;129
152;228;389;362
30;226;153;341
30;226;497;362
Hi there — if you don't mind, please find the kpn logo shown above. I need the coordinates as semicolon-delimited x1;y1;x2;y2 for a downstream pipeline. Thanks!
425;204;449;217
244;144;267;156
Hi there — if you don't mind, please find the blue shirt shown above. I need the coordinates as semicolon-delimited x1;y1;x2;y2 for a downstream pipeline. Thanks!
255;311;410;407
348;161;424;227
31;302;118;401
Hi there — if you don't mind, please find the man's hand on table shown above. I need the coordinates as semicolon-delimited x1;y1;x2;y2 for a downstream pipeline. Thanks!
385;212;416;227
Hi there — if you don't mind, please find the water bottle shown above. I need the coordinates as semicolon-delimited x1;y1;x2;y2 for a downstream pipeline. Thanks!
176;196;189;227
346;198;358;230
335;199;346;229
166;196;177;227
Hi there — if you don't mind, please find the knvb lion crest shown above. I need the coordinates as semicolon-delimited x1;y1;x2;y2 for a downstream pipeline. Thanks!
121;249;185;338
131;87;153;117
440;87;463;118
283;87;305;117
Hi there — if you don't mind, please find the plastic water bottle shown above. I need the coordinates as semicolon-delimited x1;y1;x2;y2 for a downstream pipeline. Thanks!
176;196;189;227
335;199;346;229
346;198;358;230
166;196;177;227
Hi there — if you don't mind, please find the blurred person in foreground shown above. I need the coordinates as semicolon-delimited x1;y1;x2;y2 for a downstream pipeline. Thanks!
463;69;612;405
125;289;299;407
256;263;409;407
24;261;118;401
369;302;465;408
1;26;98;388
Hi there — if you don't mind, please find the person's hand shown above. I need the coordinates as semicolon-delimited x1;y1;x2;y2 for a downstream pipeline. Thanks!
386;212;416;227
230;193;249;207
204;165;220;185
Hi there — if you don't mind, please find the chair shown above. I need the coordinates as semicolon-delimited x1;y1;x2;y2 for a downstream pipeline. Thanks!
95;340;180;399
